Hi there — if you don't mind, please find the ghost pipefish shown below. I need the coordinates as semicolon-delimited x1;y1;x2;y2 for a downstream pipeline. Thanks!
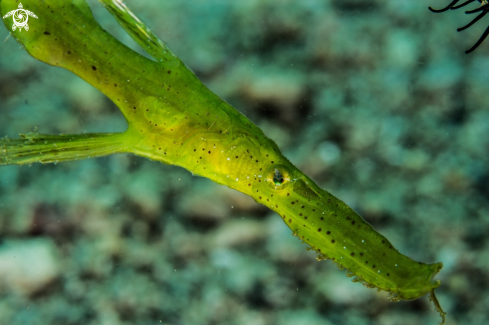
429;0;489;53
0;0;446;323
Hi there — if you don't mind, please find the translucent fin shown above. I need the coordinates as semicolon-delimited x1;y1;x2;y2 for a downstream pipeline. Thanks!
345;270;355;277
387;292;401;302
0;131;128;165
98;0;179;63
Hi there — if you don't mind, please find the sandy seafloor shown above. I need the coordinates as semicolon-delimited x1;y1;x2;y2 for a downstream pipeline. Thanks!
0;0;488;324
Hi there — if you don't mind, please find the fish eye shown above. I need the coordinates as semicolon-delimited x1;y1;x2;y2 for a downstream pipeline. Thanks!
273;169;284;185
265;165;291;190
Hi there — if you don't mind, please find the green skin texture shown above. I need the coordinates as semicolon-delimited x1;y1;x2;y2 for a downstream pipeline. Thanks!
0;0;445;322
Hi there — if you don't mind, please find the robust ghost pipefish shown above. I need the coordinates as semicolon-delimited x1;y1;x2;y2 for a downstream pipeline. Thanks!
429;0;489;53
0;0;446;323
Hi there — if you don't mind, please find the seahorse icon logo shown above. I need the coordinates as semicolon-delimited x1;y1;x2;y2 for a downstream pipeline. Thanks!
2;3;38;32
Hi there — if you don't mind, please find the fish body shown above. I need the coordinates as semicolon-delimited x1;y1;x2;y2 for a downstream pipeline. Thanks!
0;0;445;322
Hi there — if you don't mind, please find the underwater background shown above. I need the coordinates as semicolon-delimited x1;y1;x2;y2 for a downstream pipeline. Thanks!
0;0;487;324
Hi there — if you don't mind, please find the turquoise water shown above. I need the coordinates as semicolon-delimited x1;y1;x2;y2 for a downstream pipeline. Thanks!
0;0;487;324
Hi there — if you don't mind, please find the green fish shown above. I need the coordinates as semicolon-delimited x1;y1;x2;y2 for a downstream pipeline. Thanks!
0;0;445;323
